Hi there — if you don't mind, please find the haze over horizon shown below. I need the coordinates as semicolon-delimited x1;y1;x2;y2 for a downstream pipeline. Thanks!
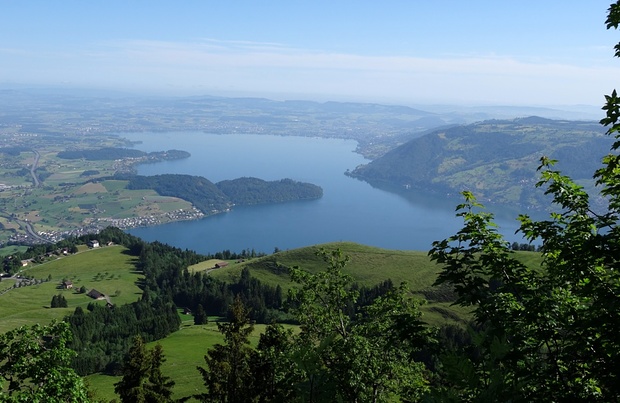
2;1;618;107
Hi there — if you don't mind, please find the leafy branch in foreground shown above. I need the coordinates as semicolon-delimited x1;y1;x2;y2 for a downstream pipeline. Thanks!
0;321;90;402
428;4;620;400
287;249;432;402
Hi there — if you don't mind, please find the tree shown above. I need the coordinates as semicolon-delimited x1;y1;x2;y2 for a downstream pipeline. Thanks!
427;4;620;400
115;336;150;403
246;322;295;402
114;336;175;403
3;256;21;276
0;320;89;402
50;294;59;308
287;249;431;402
145;344;175;403
194;303;208;325
197;295;255;402
50;294;67;308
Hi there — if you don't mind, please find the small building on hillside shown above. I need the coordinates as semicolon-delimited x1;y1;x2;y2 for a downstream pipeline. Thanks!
87;289;105;300
88;240;100;248
62;280;73;289
214;261;229;269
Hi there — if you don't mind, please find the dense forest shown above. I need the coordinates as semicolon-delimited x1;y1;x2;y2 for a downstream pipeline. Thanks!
124;173;232;213
0;146;29;156
216;177;323;205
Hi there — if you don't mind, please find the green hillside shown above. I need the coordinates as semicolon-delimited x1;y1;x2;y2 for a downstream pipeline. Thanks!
209;242;437;291
0;245;141;334
349;117;610;210
207;241;541;326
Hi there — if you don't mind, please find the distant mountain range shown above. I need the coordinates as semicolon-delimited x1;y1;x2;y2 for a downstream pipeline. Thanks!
348;117;611;211
0;88;603;160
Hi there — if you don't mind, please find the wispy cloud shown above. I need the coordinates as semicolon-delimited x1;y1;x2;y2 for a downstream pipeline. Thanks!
2;38;618;105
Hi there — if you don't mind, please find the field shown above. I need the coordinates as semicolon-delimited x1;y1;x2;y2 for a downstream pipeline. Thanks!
0;135;198;244
187;259;230;274
0;245;142;333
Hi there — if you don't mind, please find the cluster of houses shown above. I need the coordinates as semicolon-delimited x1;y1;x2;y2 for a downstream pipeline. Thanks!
96;207;205;230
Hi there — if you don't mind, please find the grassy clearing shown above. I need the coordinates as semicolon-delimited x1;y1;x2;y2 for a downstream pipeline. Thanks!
0;245;142;333
74;182;108;194
188;259;231;274
210;242;441;290
0;244;28;256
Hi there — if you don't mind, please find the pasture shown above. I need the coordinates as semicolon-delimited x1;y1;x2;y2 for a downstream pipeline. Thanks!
208;241;540;326
0;245;142;333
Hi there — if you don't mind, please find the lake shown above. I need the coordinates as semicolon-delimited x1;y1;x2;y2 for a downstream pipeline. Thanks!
123;132;526;254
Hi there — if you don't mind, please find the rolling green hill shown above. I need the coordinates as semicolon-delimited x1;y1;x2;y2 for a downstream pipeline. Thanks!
207;242;540;326
349;117;610;210
0;245;141;334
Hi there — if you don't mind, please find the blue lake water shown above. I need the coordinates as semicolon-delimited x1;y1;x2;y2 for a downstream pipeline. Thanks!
123;132;525;254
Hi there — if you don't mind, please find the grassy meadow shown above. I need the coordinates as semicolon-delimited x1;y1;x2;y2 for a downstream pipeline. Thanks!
206;241;541;326
86;316;295;402
0;245;142;333
207;242;471;325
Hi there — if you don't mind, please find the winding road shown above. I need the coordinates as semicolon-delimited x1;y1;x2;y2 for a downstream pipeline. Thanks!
20;220;50;244
30;150;41;187
13;150;50;243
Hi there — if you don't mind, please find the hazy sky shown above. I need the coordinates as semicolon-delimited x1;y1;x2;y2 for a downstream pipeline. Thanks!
1;1;619;106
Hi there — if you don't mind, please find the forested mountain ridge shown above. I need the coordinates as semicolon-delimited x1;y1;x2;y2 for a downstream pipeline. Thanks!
216;177;323;205
124;173;323;214
349;117;610;210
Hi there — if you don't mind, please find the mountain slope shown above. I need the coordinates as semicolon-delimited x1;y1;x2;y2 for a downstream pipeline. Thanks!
349;117;610;209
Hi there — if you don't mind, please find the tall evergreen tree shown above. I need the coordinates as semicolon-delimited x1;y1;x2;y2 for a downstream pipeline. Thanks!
250;322;296;402
50;294;59;308
114;336;175;403
194;303;208;325
145;344;175;402
115;336;150;403
197;295;255;402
